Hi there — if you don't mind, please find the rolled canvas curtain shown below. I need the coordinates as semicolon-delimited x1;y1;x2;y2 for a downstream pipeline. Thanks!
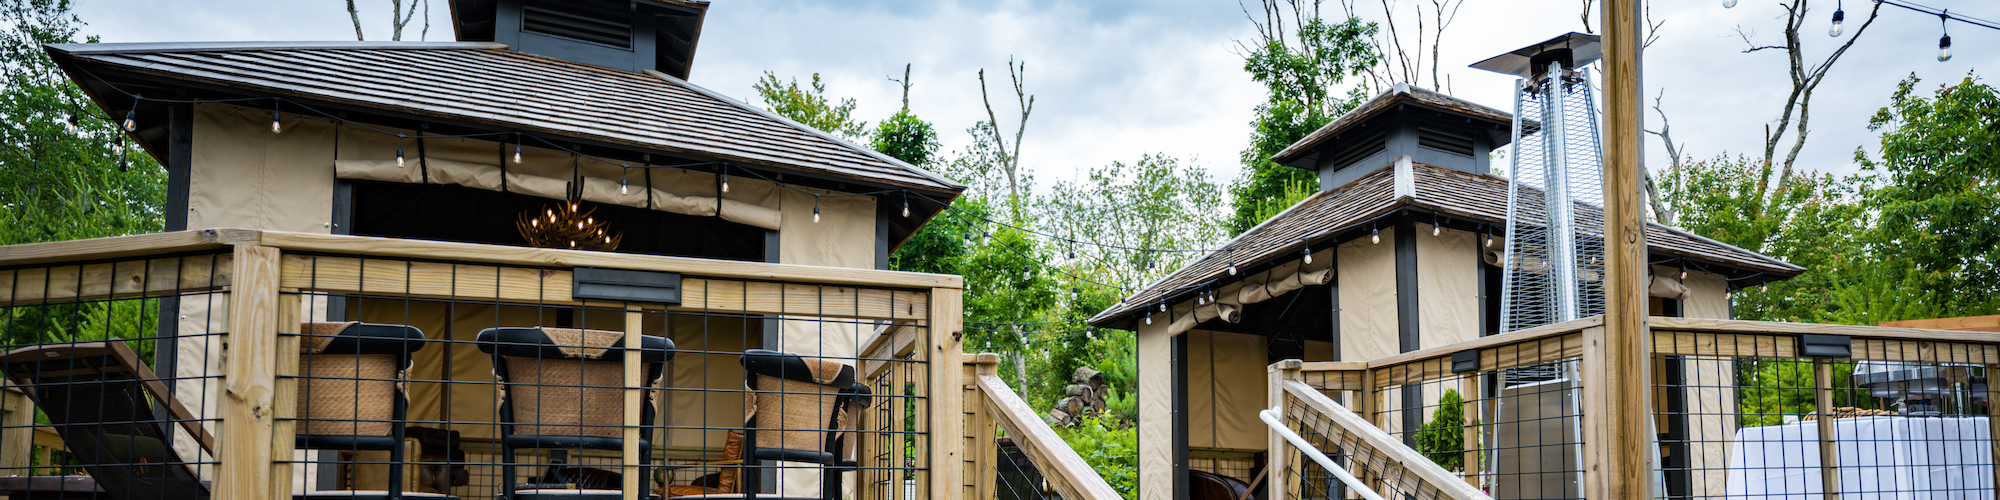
1167;247;1333;337
333;129;786;231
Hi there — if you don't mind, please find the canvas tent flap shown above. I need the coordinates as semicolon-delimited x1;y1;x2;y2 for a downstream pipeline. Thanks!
331;129;787;230
1683;270;1731;319
1339;227;1399;363
1184;330;1266;450
191;103;336;233
1417;224;1480;348
1135;316;1173;500
1649;264;1691;299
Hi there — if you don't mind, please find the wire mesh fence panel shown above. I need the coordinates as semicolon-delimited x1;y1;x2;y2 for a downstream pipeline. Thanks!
0;253;232;500
1278;382;1484;500
288;252;935;500
1653;330;1999;500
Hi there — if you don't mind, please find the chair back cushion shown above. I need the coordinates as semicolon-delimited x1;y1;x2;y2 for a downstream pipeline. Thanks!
297;353;400;436
478;327;674;438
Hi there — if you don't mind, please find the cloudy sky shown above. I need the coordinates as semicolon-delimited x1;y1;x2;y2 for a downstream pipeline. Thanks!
75;0;1997;189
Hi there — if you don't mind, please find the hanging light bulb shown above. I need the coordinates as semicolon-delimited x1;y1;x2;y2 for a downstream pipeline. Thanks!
1370;226;1381;245
813;204;821;223
620;169;630;195
1722;0;1737;7
1146;313;1153;325
1227;260;1237;276
123;109;136;132
1432;225;1441;237
1939;12;1953;62
64;114;78;134
903;199;911;218
1681;269;1688;280
396;147;406;167
271;111;282;133
1302;243;1313;265
1159;302;1167;312
513;143;523;164
1829;6;1845;37
721;172;730;193
1485;233;1494;248
112;140;123;156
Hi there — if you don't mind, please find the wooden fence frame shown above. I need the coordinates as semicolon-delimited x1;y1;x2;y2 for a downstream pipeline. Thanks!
0;229;965;500
1268;314;2000;500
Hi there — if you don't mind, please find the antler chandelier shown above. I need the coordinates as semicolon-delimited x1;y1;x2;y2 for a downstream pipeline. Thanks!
518;201;622;251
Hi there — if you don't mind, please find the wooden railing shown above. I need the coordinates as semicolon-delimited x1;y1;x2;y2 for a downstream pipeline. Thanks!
1270;362;1490;500
1269;315;2000;500
961;354;1123;500
0;229;966;500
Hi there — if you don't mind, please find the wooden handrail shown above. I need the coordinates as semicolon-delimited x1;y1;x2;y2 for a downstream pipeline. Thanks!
1281;380;1490;500
1367;316;1602;371
972;371;1122;500
1651;316;1997;343
0;229;960;290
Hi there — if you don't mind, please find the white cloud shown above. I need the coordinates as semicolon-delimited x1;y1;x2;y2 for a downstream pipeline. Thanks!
73;0;2000;186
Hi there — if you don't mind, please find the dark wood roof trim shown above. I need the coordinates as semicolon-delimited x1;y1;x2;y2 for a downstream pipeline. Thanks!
48;41;506;55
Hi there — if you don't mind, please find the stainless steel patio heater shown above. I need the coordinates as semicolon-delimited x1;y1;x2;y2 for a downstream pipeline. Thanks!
1472;32;1608;333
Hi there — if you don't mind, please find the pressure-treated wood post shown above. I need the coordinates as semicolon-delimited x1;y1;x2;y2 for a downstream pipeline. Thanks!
1590;0;1652;499
968;353;1002;500
926;288;964;500
1267;360;1304;500
1813;360;1838;500
624;304;645;500
215;244;281;500
1989;363;2000;495
270;290;301;499
0;382;32;472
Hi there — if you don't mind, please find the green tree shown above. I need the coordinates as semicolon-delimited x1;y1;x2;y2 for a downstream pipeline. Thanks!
1227;16;1381;234
871;109;939;167
1855;74;2000;314
751;71;868;141
1414;389;1467;472
0;0;164;246
1657;154;1870;322
0;0;166;370
1054;416;1138;499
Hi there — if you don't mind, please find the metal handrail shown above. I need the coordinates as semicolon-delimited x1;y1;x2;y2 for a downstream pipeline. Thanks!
1260;406;1389;500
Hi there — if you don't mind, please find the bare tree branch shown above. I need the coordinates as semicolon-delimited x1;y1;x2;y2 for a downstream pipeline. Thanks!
1643;92;1682;225
978;58;1035;221
888;63;912;112
346;0;365;41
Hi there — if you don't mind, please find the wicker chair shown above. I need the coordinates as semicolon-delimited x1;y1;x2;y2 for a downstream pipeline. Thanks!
293;321;431;500
727;350;870;500
476;327;672;500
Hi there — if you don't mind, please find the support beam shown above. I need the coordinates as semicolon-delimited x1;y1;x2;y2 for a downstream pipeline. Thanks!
925;287;964;500
215;244;281;500
1591;0;1653;499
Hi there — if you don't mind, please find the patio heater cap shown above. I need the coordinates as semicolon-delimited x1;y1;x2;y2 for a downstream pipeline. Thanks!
1470;32;1603;82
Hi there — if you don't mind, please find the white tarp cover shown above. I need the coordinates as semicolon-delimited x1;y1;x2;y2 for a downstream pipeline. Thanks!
1726;416;1994;500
